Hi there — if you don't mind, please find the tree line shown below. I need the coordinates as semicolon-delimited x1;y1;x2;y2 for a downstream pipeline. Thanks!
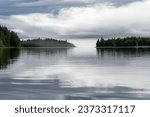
96;37;150;47
0;26;21;47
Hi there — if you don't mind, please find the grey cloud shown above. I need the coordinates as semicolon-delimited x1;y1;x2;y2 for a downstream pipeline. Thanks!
1;0;150;39
0;0;149;39
0;0;142;15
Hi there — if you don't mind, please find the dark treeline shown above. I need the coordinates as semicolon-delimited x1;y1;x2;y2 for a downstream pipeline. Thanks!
96;37;150;47
0;26;21;47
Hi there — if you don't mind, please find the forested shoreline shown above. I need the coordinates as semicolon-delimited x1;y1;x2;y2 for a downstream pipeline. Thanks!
96;37;150;48
0;26;21;47
0;26;75;48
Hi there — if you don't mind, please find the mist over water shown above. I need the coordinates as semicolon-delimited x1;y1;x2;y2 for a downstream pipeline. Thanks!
0;47;150;100
67;39;97;47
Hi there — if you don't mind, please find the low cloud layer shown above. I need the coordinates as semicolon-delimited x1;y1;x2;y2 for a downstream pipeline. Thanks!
0;0;150;38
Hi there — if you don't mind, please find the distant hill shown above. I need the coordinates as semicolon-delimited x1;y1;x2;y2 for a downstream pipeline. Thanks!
0;26;21;47
21;38;75;47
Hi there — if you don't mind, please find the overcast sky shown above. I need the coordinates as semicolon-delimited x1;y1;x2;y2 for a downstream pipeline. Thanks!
0;0;149;39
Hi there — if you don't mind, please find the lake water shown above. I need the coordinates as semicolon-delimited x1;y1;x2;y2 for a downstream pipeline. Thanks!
0;47;150;100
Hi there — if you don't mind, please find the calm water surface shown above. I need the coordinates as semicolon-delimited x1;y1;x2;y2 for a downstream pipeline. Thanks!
0;47;150;100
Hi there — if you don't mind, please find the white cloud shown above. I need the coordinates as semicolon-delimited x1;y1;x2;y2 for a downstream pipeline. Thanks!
12;28;25;34
1;0;150;38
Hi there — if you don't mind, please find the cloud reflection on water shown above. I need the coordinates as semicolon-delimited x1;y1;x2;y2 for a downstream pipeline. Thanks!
0;48;150;99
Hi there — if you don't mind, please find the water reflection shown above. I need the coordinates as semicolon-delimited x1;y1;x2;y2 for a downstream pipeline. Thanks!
0;48;20;69
0;77;149;100
0;48;150;100
97;48;150;57
22;48;68;56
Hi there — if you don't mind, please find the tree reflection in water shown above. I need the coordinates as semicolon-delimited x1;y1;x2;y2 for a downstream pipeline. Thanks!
0;48;20;69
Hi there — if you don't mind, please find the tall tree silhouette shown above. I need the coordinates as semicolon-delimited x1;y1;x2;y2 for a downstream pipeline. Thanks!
0;25;21;47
